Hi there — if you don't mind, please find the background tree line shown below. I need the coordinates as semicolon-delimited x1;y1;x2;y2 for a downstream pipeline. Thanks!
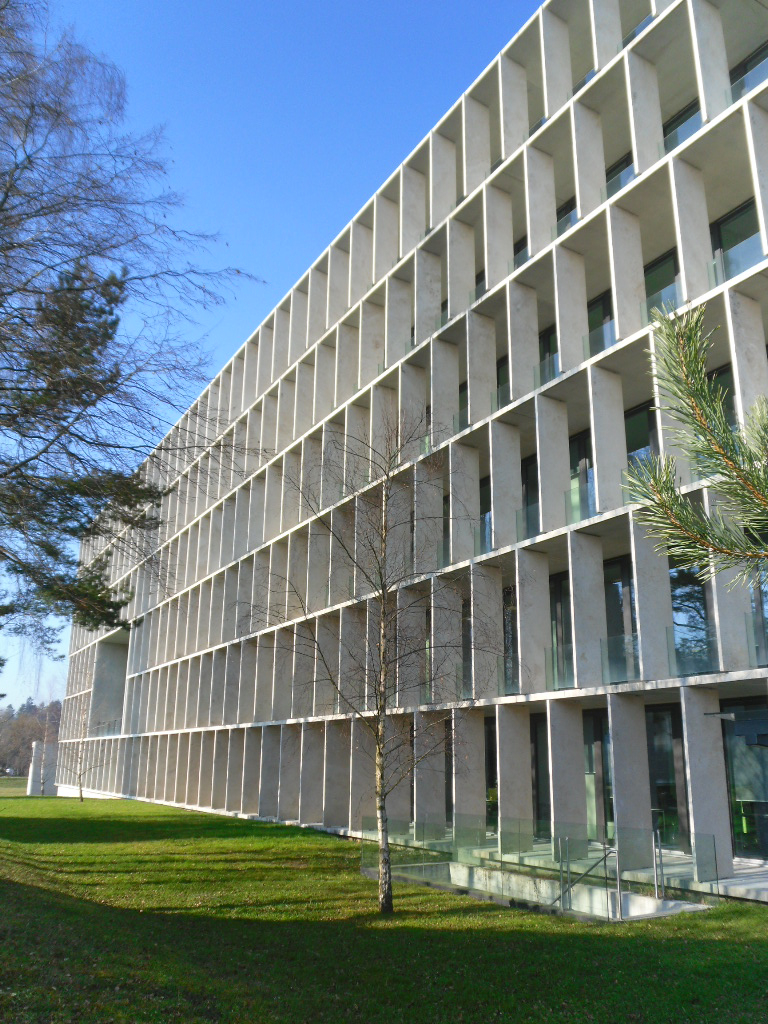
0;697;60;775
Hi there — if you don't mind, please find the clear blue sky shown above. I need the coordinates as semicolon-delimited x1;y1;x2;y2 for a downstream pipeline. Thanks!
0;0;540;708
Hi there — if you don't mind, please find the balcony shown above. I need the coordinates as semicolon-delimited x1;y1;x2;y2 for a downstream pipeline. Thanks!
490;380;511;412
498;653;520;696
564;475;597;524
474;511;494;556
552;208;579;240
509;245;530;272
601;163;636;201
545;643;575;690
533;350;560;388
583;319;617;359
661;110;703;155
601;634;640;684
731;55;768;102
642;277;682;326
666;624;719;676
515;501;540;541
434;308;449;332
468;281;487;305
708;233;764;287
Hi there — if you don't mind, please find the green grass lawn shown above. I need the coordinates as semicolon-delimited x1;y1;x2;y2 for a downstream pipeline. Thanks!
0;775;28;796
1;796;767;1023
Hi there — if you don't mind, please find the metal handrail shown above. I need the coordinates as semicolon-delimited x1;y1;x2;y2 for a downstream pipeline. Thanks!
551;838;623;920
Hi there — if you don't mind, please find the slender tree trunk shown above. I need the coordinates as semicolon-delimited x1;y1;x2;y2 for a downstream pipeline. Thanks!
375;738;393;914
77;738;84;802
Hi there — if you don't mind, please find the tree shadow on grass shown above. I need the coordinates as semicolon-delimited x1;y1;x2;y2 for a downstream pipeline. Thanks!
1;875;768;1024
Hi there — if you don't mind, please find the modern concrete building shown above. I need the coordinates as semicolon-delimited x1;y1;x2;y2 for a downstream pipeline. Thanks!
58;0;768;898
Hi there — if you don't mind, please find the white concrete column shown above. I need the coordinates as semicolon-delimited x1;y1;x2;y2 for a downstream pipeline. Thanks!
680;686;734;879
211;730;228;810
490;421;521;548
349;718;377;831
383;713;413;828
299;722;325;824
554;246;589;371
608;205;646;339
517;549;551;693
431;579;463;702
431;338;460;440
607;693;654;869
278;724;301;822
431;131;457;225
725;289;768;425
241;727;261;815
745;103;768;254
467;312;496;424
589;365;627;512
453;710;486;827
414;248;442;344
548;699;589;856
569;531;607;688
541;8;573;117
688;0;730;122
450;442;480;562
463;94;491;195
631;514;674;680
401;164;427;254
254;634;275;722
484;185;514;289
590;0;622;68
258;724;281;818
374;193;399;282
499;55;528;157
185;732;201;805
625;52;664;175
327;244;350;325
525;147;556;256
414;710;447;839
471;564;504;698
271;629;294;720
507;281;540;400
497;704;534;852
704;492;752;672
323;719;351;828
448;218;475;319
349;221;373;307
536;394;570;534
670;158;712;301
225;729;244;812
573;103;606;218
238;639;257;725
198;731;214;808
174;733;189;804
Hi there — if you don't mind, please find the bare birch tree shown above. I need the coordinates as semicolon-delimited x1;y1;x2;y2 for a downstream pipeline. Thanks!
254;409;502;913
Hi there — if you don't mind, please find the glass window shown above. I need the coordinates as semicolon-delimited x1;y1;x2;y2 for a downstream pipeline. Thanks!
569;429;593;482
531;713;551;834
663;98;700;137
710;198;759;254
587;290;613;332
708;363;736;429
521;454;538;507
645;705;690;848
729;40;768;83
624;401;658;464
496;355;509;389
479;475;491;516
605;152;632;180
556;195;576;221
721;697;768;858
644;249;678;295
485;716;498;831
538;323;557;362
603;556;636;638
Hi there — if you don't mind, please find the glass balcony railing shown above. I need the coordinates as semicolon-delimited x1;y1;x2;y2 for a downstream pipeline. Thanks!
731;55;768;102
601;633;641;684
621;13;653;48
434;309;450;332
436;537;451;570
552;208;579;239
707;232;764;287
746;610;768;668
474;511;494;556
509;246;530;272
420;434;432;457
583;319;617;359
453;406;470;434
601;164;636;201
565;475;597;524
666;624;719;676
534;351;560;388
515;501;540;541
491;380;511;412
457;662;473;700
661;110;703;154
468;282;487;305
498;653;520;696
529;115;546;136
545;643;575;690
642;277;682;325
572;69;595;95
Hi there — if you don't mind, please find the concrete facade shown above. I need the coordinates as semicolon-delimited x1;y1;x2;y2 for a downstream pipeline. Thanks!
59;0;768;884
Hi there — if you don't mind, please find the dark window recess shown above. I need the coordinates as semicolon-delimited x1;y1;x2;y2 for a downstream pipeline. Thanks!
644;248;678;295
485;717;498;831
549;571;573;652
729;40;768;84
444;717;453;822
587;290;613;333
475;268;486;295
461;598;472;698
458;380;468;410
708;363;736;429
479;475;492;516
539;323;557;362
663;98;700;139
603;556;637;638
531;713;551;834
514;236;528;257
440;297;448;316
605;152;633;180
496;354;510;390
521;454;538;508
710;198;760;254
556;195;577;221
645;705;690;848
624;401;658;465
